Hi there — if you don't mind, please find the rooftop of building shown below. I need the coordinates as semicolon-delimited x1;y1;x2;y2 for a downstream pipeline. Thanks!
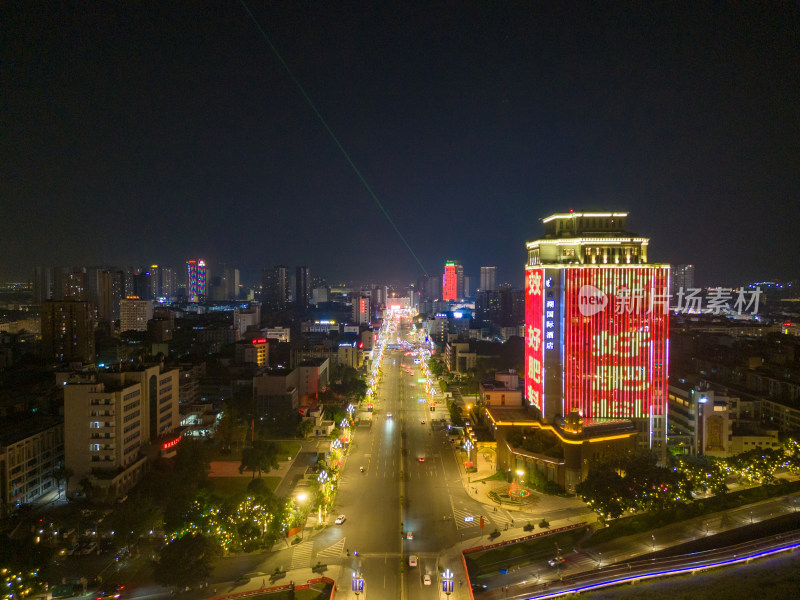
732;421;779;437
484;405;637;443
479;377;523;392
298;358;329;368
0;413;62;447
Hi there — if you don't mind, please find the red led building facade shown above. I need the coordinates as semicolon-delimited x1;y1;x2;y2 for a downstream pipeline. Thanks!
442;261;457;301
525;265;669;422
524;213;669;452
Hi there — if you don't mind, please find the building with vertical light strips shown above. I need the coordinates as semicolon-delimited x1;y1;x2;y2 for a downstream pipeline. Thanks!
525;212;669;456
186;260;206;302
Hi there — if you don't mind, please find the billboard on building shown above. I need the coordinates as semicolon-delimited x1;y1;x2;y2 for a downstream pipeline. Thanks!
524;268;545;413
526;265;669;422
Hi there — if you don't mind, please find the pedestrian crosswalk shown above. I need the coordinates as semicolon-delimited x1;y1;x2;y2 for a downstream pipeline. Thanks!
491;508;514;528
290;542;313;569
451;504;515;530
317;537;346;558
452;506;480;529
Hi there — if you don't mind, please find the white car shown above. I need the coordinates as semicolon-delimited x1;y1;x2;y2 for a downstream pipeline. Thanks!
387;413;392;418
408;555;418;567
334;515;346;525
423;574;431;585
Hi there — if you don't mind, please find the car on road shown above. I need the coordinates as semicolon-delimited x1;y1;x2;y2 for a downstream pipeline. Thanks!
408;555;418;567
423;574;431;585
548;557;565;567
334;515;346;525
387;413;392;418
96;584;124;600
420;419;426;424
406;531;414;540
418;457;425;462
471;582;488;592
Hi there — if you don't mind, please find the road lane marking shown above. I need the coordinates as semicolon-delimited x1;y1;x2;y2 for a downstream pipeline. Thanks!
317;538;345;558
290;541;313;569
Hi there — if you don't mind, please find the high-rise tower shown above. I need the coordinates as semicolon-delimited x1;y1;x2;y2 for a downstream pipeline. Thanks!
296;266;311;310
480;266;497;292
186;260;207;302
443;261;463;301
41;300;95;363
525;212;669;455
262;265;290;311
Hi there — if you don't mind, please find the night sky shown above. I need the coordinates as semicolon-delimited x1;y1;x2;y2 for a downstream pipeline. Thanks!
2;2;799;287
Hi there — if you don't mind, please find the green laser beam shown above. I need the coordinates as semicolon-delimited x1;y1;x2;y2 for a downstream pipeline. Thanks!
239;0;428;276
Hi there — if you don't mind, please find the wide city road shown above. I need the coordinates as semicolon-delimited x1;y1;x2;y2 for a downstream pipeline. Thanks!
329;315;536;599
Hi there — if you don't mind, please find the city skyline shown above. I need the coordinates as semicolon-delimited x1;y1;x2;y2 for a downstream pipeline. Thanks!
2;3;799;286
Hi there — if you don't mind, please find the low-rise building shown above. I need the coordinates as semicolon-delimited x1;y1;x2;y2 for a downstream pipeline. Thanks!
235;338;268;367
484;406;637;493
0;416;64;512
668;379;782;458
480;369;524;407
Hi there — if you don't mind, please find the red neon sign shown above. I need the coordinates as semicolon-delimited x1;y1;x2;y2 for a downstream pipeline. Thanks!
252;338;267;344
162;437;181;450
524;268;545;413
563;266;669;420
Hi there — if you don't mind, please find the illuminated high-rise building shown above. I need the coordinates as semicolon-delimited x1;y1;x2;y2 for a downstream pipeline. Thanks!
120;297;154;332
671;264;695;293
160;266;177;299
41;300;95;363
480;266;497;292
186;260;207;302
442;261;464;301
525;212;669;454
353;294;371;325
148;265;160;299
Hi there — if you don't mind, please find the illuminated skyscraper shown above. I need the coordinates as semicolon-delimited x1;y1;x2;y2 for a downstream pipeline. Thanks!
671;264;695;293
443;261;463;301
525;212;669;454
148;265;160;299
480;266;497;292
160;266;177;299
186;260;207;302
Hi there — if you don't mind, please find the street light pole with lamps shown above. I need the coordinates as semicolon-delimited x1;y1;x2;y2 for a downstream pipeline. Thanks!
442;569;454;597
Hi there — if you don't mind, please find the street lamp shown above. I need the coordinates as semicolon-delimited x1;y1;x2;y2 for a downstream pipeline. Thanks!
507;468;511;483
651;534;655;551
442;569;454;597
597;551;602;569
351;572;364;597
